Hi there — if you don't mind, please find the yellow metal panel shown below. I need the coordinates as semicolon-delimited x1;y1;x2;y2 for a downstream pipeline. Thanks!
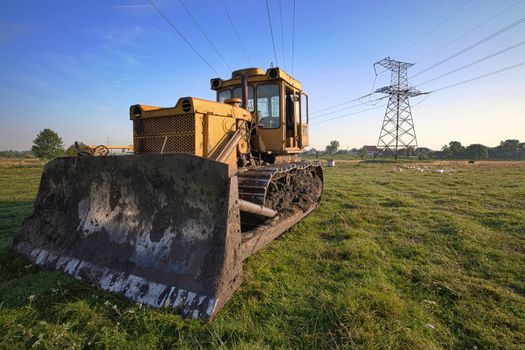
131;98;251;123
212;67;302;91
195;114;203;156
301;125;309;148
191;98;251;122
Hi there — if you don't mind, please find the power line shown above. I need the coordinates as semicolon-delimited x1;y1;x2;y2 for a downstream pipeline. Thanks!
291;0;296;75
332;8;520;94
417;0;525;64
219;0;252;66
410;94;431;108
430;60;525;92
412;17;525;78
318;10;523;100
278;0;286;70
416;40;525;86
314;60;525;126
310;99;360;115
178;0;232;71
310;96;387;120
313;66;389;102
148;0;220;76
396;61;525;108
316;32;525;113
313;35;524;120
313;71;370;101
310;92;374;115
311;67;389;113
398;0;473;56
310;104;363;120
266;0;278;66
312;105;386;125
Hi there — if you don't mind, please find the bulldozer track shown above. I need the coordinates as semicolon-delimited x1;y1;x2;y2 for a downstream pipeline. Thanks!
238;161;322;205
238;161;323;230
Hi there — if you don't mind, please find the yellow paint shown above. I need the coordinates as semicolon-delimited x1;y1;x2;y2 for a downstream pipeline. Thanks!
129;67;310;167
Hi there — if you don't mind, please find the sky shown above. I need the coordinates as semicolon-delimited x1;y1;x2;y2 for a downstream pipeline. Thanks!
0;0;524;151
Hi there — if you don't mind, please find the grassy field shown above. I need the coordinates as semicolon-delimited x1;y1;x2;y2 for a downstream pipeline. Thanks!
1;159;524;349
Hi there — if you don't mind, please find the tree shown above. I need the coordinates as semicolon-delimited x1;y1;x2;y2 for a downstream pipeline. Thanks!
441;141;465;159
325;140;340;154
448;141;465;158
465;144;489;160
31;129;65;160
491;139;523;160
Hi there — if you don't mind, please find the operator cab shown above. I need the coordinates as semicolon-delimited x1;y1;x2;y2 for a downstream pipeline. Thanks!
210;67;309;155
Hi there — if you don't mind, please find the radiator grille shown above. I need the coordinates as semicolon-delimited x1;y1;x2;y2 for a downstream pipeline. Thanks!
133;114;195;154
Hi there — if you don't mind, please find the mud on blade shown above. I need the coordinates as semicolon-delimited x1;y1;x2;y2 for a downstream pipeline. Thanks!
13;154;242;320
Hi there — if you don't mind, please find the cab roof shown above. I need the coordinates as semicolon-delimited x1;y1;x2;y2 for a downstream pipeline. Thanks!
210;67;302;91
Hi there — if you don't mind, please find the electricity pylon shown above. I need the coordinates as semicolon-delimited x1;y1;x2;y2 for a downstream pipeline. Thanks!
374;57;428;160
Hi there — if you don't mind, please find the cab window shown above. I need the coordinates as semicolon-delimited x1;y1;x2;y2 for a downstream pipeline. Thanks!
217;89;231;103
233;86;254;112
256;84;280;129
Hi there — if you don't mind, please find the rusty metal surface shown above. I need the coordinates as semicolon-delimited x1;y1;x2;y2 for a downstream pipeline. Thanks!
12;155;324;321
238;199;277;218
13;154;242;321
238;160;324;246
238;161;323;205
240;205;317;261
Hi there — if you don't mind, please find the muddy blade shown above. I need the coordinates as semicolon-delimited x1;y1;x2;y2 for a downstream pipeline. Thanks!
12;154;242;321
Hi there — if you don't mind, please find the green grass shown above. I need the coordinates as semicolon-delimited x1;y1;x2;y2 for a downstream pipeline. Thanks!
1;159;524;349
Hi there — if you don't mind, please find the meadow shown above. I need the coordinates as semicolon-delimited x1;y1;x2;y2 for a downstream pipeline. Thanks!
0;158;524;349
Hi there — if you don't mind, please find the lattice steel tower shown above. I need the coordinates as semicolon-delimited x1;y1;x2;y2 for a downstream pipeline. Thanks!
374;57;427;159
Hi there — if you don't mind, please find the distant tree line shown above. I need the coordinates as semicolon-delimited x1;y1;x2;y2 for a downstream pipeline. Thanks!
321;139;525;160
3;130;524;161
0;150;35;158
424;139;525;160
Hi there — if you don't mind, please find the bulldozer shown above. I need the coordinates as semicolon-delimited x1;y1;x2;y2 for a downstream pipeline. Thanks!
13;67;323;321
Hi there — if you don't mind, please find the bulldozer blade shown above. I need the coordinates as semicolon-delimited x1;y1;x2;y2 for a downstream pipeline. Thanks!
12;154;243;321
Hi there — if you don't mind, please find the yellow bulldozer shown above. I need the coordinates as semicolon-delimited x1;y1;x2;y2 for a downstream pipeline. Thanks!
13;67;323;321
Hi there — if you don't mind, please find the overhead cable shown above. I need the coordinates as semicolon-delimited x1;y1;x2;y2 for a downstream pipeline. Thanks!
412;17;525;78
416;40;525;86
291;0;296;75
398;0;473;56
279;0;286;69
311;96;388;120
312;105;387;125
148;0;220;76
266;0;279;66
310;92;374;115
417;0;524;64
179;0;232;71
219;0;252;65
430;60;525;92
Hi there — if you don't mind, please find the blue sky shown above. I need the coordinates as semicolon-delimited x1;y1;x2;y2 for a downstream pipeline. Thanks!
0;0;524;151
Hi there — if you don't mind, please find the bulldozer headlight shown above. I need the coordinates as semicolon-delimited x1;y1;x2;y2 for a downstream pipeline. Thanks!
268;68;278;79
211;78;222;89
181;99;192;112
132;106;142;119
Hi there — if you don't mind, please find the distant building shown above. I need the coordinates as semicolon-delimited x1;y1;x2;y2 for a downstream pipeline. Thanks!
416;147;432;154
363;145;379;157
305;148;318;155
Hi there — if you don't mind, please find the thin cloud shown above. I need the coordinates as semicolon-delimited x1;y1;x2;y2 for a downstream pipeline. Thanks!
114;3;151;16
0;23;29;43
